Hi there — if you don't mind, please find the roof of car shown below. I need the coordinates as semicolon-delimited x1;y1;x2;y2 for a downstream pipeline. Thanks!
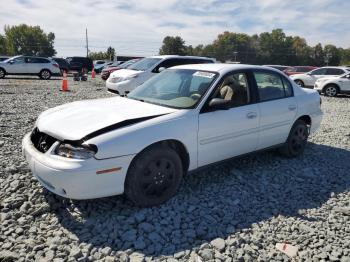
150;55;214;60
172;63;281;74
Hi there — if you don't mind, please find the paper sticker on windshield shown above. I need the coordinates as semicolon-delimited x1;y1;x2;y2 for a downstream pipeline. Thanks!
193;71;215;78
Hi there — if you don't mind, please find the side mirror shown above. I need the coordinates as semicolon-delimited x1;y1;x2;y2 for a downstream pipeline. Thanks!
8;60;14;64
158;67;166;73
208;98;231;110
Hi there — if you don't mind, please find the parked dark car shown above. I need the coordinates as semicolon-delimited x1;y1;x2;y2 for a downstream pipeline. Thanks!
283;66;318;76
52;58;70;74
66;57;93;73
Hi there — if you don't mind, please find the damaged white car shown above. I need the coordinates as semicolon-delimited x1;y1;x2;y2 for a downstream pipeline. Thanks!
22;64;323;206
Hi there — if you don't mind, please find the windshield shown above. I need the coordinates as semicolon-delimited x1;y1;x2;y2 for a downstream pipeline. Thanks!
127;69;218;109
119;59;139;69
128;58;161;71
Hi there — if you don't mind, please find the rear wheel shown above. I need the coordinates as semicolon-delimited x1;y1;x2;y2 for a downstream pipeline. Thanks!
39;69;51;80
0;68;6;79
324;85;338;97
125;145;183;207
279;120;309;158
0;68;5;79
294;79;304;87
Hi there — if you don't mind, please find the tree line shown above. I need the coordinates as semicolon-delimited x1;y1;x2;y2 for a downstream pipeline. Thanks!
1;25;349;66
159;29;350;66
0;24;56;57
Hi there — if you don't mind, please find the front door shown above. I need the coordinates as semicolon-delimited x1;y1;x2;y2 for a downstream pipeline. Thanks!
198;71;259;167
6;56;26;74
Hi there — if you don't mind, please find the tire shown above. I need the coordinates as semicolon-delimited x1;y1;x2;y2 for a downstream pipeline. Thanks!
279;120;309;158
323;84;338;97
0;68;5;79
39;69;51;80
125;145;183;207
294;79;304;87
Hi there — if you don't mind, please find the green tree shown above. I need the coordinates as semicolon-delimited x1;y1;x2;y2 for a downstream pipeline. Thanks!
4;24;56;56
106;46;115;60
89;47;116;61
339;48;350;65
159;36;187;55
0;34;6;55
324;44;341;66
313;43;324;66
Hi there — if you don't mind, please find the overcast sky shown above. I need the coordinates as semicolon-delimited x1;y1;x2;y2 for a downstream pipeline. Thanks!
0;0;349;57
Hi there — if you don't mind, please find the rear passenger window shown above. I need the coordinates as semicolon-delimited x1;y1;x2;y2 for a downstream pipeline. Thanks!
326;68;345;75
254;72;292;102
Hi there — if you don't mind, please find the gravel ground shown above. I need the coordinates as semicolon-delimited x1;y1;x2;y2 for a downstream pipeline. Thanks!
0;76;349;262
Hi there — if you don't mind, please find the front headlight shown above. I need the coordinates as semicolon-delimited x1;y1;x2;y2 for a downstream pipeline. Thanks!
109;77;120;83
55;143;97;159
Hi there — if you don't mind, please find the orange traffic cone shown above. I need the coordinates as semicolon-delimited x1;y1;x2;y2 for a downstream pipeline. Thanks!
61;71;69;91
91;67;96;78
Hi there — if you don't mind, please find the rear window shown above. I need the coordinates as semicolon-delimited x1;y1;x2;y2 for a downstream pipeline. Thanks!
326;68;345;75
26;57;50;63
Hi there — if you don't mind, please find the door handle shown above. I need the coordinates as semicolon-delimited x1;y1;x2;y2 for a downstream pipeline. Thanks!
246;112;257;119
288;105;297;111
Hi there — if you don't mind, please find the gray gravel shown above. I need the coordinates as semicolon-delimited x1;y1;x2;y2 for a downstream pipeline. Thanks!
0;76;350;261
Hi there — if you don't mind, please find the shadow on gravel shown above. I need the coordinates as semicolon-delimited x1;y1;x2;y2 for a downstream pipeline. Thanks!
2;77;61;80
44;142;350;257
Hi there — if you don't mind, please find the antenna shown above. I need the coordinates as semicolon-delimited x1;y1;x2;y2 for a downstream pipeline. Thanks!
86;28;89;57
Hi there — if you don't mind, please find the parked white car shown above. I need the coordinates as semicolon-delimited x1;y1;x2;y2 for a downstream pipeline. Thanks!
106;55;215;95
314;72;350;96
0;55;61;79
290;67;350;88
22;64;323;206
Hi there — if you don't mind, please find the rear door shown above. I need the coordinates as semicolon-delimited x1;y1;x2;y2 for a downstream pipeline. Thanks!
25;57;40;73
252;70;297;149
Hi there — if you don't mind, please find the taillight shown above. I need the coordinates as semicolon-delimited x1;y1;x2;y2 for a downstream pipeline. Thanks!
53;63;59;68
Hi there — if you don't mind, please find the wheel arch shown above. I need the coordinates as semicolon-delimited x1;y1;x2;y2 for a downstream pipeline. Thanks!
0;67;6;73
39;68;52;74
296;115;311;126
322;83;340;93
129;139;190;173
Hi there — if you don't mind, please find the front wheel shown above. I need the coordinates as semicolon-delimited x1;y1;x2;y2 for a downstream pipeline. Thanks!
125;145;183;207
294;79;304;87
0;68;5;79
279;120;309;158
324;85;338;97
39;69;51;80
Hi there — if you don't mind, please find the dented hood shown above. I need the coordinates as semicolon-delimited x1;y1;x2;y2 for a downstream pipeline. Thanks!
37;97;176;141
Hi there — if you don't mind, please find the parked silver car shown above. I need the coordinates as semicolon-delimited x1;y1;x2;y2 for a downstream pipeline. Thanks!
0;55;61;80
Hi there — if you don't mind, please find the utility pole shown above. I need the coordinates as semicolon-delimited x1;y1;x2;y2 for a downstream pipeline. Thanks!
85;28;89;57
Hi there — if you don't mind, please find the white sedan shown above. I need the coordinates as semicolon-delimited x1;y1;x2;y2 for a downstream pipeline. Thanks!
314;72;350;97
22;64;323;206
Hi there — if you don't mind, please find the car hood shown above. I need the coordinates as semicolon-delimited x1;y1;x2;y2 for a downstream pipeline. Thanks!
109;69;143;78
36;97;177;141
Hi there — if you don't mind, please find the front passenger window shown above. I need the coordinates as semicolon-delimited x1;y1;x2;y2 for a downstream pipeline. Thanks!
214;72;250;108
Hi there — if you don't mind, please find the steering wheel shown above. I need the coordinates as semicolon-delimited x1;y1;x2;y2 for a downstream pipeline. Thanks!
190;93;201;100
